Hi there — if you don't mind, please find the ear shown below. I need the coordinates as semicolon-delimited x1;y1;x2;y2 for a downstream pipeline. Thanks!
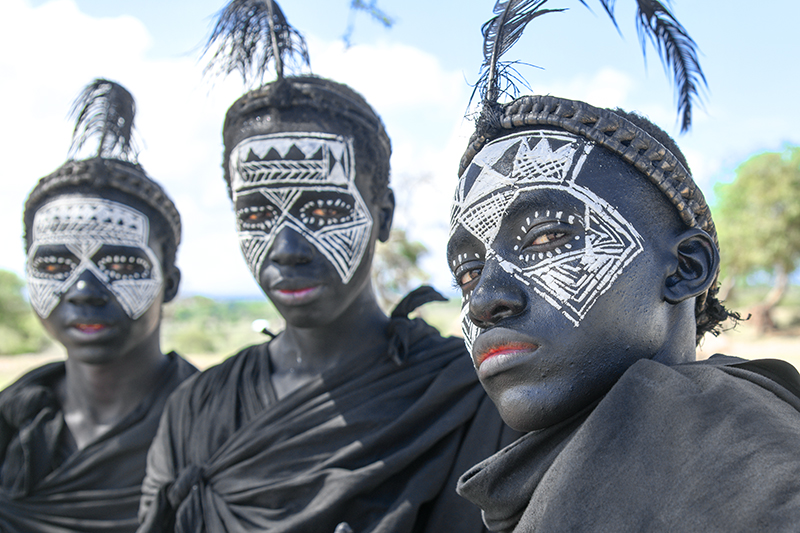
663;228;719;304
377;188;395;243
162;266;181;304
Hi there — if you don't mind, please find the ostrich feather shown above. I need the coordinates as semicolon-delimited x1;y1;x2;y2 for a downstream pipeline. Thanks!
583;0;706;132
68;78;137;162
203;0;310;86
476;0;565;106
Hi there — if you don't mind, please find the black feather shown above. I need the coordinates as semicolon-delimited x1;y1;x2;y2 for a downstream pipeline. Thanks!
203;0;310;86
581;0;706;132
68;78;137;161
476;0;566;106
633;0;706;132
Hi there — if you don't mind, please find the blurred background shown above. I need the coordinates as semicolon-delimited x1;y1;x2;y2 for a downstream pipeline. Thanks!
1;0;798;381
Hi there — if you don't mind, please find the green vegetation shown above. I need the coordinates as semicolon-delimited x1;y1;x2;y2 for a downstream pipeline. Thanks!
714;145;800;331
0;270;50;355
162;296;284;356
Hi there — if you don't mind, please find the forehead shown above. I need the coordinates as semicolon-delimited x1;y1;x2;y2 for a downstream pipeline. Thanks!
31;196;151;248
229;132;356;195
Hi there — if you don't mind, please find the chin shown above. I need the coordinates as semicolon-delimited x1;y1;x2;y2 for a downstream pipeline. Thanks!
490;383;590;433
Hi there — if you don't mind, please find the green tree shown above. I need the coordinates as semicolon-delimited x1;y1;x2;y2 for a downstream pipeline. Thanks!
372;229;429;311
715;146;800;332
0;269;49;354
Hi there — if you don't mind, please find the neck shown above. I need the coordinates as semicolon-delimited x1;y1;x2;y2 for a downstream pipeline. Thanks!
60;327;169;448
653;299;699;367
271;285;390;375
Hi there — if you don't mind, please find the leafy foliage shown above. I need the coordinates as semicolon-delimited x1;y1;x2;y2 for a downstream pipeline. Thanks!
0;270;50;355
715;146;800;280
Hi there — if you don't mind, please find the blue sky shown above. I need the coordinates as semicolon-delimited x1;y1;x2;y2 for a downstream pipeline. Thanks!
3;0;799;298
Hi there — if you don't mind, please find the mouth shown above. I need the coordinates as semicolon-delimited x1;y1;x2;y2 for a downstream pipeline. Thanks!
268;282;323;305
476;343;537;366
472;329;540;377
72;323;108;334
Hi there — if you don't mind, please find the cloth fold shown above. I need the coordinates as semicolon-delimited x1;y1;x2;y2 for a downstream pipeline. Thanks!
140;315;516;533
0;352;197;533
458;355;800;532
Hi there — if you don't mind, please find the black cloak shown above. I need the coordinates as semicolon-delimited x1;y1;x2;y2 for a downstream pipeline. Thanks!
139;317;516;532
0;352;197;533
457;355;800;532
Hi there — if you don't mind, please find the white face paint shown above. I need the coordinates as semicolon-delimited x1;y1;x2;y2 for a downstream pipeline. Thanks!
450;130;645;353
230;132;373;284
27;197;164;319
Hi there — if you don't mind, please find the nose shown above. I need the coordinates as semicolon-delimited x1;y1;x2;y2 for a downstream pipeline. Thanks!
467;263;526;328
268;226;315;266
65;271;109;307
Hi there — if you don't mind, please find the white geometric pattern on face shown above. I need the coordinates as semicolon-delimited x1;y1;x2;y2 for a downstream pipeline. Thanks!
451;130;644;351
26;197;163;319
231;132;373;283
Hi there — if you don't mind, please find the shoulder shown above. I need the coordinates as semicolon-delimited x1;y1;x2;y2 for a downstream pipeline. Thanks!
163;344;266;412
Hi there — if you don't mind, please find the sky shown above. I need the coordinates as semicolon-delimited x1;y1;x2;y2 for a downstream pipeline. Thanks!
2;0;799;299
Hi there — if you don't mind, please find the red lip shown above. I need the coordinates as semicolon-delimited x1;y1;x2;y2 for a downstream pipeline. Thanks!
471;329;540;375
73;323;107;333
476;343;537;367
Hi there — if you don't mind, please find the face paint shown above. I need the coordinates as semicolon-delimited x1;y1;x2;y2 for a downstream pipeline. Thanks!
27;197;163;319
229;132;373;284
450;130;645;354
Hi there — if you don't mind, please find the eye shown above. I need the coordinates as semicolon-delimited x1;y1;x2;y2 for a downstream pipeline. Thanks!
237;205;279;230
452;258;484;292
97;255;152;280
530;231;567;246
519;220;576;253
31;255;76;279
300;198;354;227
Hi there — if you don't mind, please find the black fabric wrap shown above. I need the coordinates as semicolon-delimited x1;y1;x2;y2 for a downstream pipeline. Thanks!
458;355;800;532
0;353;197;533
139;315;517;532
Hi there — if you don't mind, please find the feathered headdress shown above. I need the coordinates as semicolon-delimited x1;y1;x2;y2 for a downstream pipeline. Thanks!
203;0;311;87
68;78;138;162
474;0;706;133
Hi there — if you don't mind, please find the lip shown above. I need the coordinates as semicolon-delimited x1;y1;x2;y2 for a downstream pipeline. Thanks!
472;328;539;378
268;279;324;305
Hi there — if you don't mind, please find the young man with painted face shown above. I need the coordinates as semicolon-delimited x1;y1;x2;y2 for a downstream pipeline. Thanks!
448;95;800;531
0;80;197;533
138;75;517;533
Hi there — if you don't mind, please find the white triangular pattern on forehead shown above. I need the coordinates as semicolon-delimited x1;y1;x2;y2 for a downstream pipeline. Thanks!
463;166;516;209
458;188;517;247
513;137;578;185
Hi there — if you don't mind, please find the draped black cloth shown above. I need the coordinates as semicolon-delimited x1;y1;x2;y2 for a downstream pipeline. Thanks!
139;317;516;533
0;352;197;533
458;355;800;532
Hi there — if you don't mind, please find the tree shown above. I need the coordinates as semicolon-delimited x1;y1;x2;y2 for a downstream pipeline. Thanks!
0;269;49;354
714;146;800;332
372;229;429;311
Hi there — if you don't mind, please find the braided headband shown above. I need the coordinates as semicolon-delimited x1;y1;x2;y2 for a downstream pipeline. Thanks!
25;158;182;249
223;76;391;197
459;95;717;249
